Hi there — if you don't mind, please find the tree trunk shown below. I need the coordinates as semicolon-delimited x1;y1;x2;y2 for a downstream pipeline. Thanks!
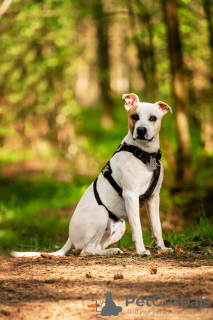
127;2;148;86
128;0;157;100
201;1;213;154
162;0;193;186
0;0;12;20
202;0;213;85
135;0;157;100
94;0;113;127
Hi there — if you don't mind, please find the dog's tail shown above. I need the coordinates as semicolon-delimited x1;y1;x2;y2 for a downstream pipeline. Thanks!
10;237;73;258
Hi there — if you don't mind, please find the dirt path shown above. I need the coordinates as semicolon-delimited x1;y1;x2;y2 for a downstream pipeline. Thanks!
0;252;213;320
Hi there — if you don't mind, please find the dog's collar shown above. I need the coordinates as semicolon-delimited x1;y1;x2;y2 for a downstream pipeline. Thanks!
116;142;162;167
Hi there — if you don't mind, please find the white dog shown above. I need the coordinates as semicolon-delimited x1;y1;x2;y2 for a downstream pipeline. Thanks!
12;93;173;257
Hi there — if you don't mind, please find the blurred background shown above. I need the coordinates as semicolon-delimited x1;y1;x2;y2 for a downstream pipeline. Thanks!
0;0;212;251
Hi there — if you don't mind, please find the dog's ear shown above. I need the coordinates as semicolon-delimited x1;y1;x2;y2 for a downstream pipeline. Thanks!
122;93;139;111
155;101;172;114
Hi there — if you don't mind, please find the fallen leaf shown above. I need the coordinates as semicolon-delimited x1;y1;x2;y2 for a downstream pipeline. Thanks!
88;303;100;308
150;267;157;275
157;249;171;255
72;249;81;256
177;248;184;253
114;273;123;280
86;272;93;278
0;310;11;316
41;253;53;260
86;262;95;266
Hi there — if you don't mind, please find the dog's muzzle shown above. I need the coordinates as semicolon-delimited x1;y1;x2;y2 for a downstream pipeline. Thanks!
136;126;151;141
137;126;147;138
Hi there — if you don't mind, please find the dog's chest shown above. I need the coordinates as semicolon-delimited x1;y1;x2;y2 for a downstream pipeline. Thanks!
111;153;154;195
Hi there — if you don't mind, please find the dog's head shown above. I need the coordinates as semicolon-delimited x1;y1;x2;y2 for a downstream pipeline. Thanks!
122;93;172;142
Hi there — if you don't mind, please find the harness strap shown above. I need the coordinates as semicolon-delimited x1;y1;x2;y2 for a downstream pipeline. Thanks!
93;178;119;222
139;165;161;207
101;161;123;198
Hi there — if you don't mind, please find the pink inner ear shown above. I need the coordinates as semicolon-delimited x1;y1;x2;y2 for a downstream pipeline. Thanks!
122;93;139;111
155;101;172;114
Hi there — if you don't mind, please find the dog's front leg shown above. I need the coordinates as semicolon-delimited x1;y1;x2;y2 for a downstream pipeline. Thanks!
146;194;173;251
123;191;151;256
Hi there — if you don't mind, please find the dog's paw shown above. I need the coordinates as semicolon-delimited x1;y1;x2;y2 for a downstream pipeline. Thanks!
139;249;151;256
110;248;123;255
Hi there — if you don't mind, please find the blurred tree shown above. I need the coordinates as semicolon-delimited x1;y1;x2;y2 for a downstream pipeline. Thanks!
0;0;80;149
162;0;193;186
94;0;114;127
0;0;12;20
202;0;213;85
201;0;213;153
127;0;157;100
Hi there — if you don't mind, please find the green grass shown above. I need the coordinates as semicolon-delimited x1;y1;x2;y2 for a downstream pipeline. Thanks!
117;211;213;253
0;174;92;252
165;211;213;248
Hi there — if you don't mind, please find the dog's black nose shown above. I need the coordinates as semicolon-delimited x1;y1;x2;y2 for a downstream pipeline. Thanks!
137;126;147;136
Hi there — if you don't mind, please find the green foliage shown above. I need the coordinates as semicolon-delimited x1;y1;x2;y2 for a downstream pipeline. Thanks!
165;211;213;247
0;175;91;252
118;212;213;253
0;0;81;130
199;210;213;241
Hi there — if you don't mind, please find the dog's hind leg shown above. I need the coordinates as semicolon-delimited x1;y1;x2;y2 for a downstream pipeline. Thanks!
80;219;125;256
80;222;124;256
100;219;126;249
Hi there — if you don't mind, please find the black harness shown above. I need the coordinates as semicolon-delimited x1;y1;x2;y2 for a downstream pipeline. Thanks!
93;142;162;221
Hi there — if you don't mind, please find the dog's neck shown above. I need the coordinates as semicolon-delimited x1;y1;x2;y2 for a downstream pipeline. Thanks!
123;130;160;153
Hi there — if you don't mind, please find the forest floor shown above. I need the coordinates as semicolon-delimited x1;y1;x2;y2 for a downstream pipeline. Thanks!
0;251;213;320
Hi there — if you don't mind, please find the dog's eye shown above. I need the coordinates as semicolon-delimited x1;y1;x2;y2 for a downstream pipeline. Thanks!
149;116;157;122
131;114;139;121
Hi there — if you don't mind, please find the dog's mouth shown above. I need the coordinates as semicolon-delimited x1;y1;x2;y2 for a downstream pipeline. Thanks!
133;135;154;142
137;136;153;142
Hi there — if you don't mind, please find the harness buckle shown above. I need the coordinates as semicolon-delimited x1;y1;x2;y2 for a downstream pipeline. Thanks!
101;162;112;177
